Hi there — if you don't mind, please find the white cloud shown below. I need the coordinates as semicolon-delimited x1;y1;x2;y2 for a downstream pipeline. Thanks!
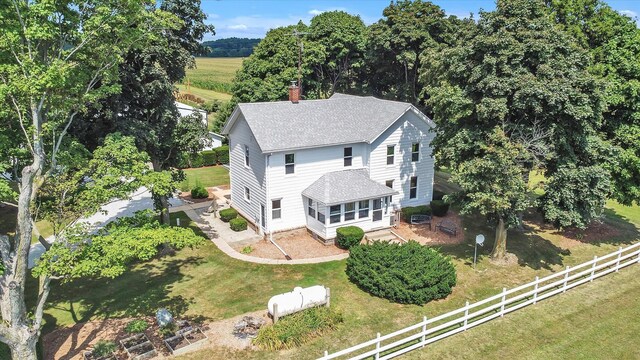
619;9;637;18
228;24;248;30
309;9;322;16
208;13;220;19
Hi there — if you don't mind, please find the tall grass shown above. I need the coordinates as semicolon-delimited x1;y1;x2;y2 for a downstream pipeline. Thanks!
253;307;344;350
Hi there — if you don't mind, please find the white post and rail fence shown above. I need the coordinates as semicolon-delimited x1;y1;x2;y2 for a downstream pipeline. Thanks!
319;242;640;360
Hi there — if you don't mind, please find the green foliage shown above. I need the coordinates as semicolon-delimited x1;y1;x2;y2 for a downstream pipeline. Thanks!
32;211;204;280
215;145;230;164
190;185;209;199
241;246;253;254
540;165;611;229
346;241;456;305
433;189;446;201
219;208;238;222
202;38;260;57
335;226;364;249
159;322;178;337
430;200;450;217
125;319;149;334
92;340;117;357
401;205;432;222
230;217;248;232
253;307;344;350
201;151;217;166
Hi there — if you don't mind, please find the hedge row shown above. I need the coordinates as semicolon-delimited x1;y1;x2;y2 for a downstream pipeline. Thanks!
402;205;431;222
178;145;229;169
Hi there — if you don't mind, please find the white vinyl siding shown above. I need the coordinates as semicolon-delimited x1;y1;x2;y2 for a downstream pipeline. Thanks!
369;111;435;208
227;114;266;227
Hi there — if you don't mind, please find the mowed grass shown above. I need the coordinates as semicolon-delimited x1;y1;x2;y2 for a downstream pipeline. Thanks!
36;171;640;359
0;205;56;244
175;84;232;102
179;166;229;191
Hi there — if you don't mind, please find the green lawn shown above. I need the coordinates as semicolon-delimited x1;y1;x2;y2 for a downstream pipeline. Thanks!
32;171;640;359
0;205;56;244
179;166;230;191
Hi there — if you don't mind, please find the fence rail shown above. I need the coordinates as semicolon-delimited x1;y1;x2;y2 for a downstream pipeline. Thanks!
319;242;640;360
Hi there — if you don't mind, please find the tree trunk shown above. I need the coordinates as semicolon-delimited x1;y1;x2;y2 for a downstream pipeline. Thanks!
151;159;171;225
491;217;507;259
9;332;38;360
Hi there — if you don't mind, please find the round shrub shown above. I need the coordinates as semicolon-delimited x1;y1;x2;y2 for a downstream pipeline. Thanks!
219;208;238;222
336;226;364;249
430;200;450;217
190;185;209;199
230;217;248;231
401;205;432;222
125;319;149;334
346;241;456;305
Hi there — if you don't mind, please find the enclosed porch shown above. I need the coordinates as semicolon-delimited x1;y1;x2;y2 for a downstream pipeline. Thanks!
302;169;398;240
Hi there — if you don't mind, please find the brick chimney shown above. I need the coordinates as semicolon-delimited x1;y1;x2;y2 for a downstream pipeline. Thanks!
289;82;300;104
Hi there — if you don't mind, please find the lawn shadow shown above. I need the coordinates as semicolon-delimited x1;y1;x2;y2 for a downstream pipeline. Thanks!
43;255;206;358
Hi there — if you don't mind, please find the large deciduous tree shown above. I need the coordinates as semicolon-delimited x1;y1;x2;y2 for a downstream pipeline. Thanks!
71;0;214;224
424;0;606;258
0;1;196;358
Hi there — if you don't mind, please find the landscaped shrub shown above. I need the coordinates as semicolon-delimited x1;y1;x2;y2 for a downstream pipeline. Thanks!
253;306;343;350
92;340;117;357
335;226;364;249
191;153;205;168
401;205;432;222
125;319;149;334
219;208;238;222
190;185;209;199
433;189;446;201
431;200;450;217
215;145;229;164
346;241;456;305
201;150;217;166
230;217;248;231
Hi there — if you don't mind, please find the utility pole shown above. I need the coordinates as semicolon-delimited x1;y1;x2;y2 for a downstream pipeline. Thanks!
287;29;309;94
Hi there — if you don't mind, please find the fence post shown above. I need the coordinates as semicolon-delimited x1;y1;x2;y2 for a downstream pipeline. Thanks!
500;288;506;317
421;316;427;347
324;350;328;359
375;332;381;360
616;247;622;272
533;276;539;304
563;266;570;293
326;287;331;308
590;256;598;282
463;301;469;330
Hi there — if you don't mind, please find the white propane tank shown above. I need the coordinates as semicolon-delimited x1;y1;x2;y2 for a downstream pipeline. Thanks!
268;285;328;316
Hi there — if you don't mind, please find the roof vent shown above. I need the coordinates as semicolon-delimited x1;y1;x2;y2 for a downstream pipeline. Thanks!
289;81;300;104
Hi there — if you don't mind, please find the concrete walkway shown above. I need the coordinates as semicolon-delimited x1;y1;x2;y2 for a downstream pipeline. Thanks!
174;202;349;265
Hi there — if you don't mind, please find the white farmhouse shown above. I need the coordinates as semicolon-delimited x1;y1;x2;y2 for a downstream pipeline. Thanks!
221;86;436;241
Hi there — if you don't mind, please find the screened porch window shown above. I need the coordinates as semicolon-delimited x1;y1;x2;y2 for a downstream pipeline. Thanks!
358;200;369;218
329;205;341;224
372;198;382;221
344;202;356;221
308;198;316;218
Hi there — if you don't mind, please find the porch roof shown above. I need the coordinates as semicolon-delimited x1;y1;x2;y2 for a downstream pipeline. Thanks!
302;169;398;206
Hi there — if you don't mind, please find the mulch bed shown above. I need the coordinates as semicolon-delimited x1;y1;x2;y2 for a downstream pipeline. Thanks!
394;211;465;245
177;188;218;204
238;228;347;260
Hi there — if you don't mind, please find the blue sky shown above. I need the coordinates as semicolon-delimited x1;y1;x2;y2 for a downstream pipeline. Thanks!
201;0;640;40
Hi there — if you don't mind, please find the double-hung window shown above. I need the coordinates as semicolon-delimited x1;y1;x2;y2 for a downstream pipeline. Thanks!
411;143;420;162
244;145;250;167
244;187;251;202
344;147;353;167
329;205;341;224
372;199;382;221
272;199;281;219
344;202;356;221
285;153;295;174
387;145;395;165
317;205;326;224
409;176;418;199
308;199;316;218
358;200;369;218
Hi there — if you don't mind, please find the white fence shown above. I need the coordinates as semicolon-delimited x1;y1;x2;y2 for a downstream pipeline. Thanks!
319;242;640;360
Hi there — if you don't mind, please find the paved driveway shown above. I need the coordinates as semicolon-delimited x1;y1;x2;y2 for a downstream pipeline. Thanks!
28;187;185;268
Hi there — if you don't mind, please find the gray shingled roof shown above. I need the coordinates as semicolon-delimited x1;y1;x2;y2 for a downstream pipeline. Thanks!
225;93;433;152
302;169;398;206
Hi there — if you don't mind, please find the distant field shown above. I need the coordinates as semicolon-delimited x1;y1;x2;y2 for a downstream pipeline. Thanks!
176;84;232;102
176;57;243;107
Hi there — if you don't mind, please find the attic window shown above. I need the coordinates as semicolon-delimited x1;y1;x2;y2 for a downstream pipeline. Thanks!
285;153;295;174
344;147;352;167
412;143;420;162
244;145;250;167
387;145;395;165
